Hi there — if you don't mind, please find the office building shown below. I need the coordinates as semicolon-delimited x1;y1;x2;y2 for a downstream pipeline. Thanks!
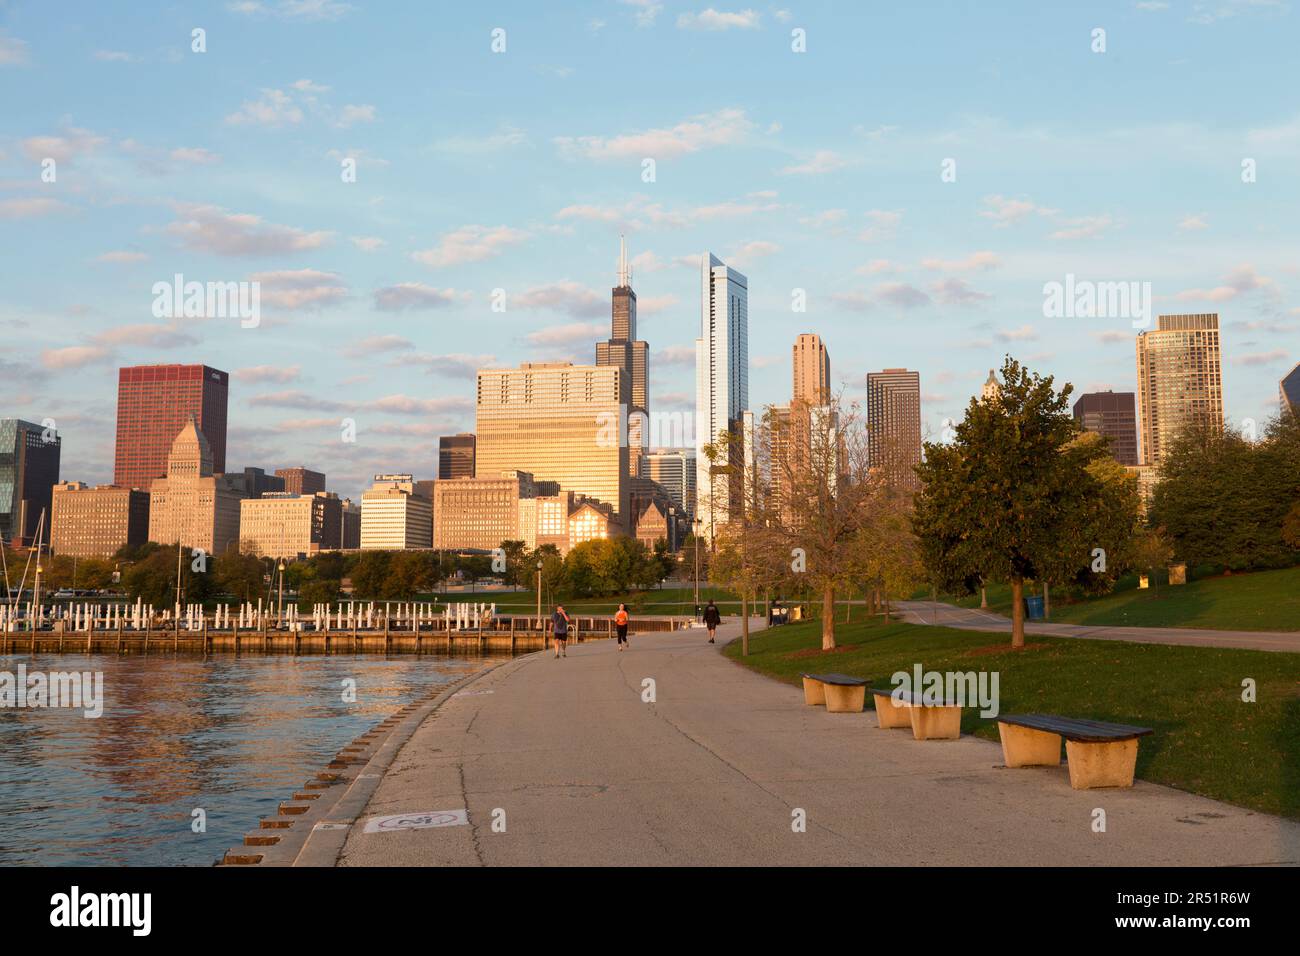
866;368;923;490
232;467;286;498
981;369;1000;402
1072;391;1140;466
274;467;326;496
340;498;362;550
694;253;748;540
1281;362;1300;417
0;418;61;547
148;418;244;555
50;482;148;558
644;448;696;517
114;364;228;491
239;491;342;560
596;237;650;477
437;434;476;480
475;361;629;528
433;471;537;552
1136;313;1224;466
359;475;432;550
792;333;831;406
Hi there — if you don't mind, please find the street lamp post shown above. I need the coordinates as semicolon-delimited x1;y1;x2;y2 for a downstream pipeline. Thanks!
535;559;543;630
693;517;702;619
277;560;286;626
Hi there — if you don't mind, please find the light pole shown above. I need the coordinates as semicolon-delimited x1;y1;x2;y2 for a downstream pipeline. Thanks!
693;517;702;619
535;559;543;628
277;559;286;625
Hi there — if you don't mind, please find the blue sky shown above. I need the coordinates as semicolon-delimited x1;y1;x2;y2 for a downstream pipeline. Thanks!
2;0;1298;498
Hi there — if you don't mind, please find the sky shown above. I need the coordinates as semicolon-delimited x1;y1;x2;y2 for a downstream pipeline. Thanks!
2;0;1298;499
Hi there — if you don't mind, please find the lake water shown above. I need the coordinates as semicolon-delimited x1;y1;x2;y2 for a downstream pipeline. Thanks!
0;652;487;866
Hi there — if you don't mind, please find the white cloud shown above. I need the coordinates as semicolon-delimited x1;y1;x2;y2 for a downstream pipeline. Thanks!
21;127;106;164
620;0;664;27
41;345;111;370
859;209;903;242
432;126;529;155
336;104;376;128
170;147;220;164
1178;213;1209;231
781;150;852;175
350;236;387;252
1049;214;1112;241
233;365;302;384
728;240;779;267
90;323;200;349
373;283;466;311
94;251;149;264
1175;264;1277;302
229;0;353;21
353;334;414;355
921;251;1000;272
0;32;30;66
996;324;1039;342
876;282;931;309
855;259;899;275
166;204;332;256
931;277;992;305
0;197;69;219
555;108;754;161
251;269;348;309
391;353;495;379
411;224;529;268
515;281;606;317
225;88;304;126
527;322;606;346
658;345;696;366
677;8;763;30
979;194;1055;227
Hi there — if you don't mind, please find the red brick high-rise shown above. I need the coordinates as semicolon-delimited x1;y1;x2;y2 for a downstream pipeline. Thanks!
114;364;229;491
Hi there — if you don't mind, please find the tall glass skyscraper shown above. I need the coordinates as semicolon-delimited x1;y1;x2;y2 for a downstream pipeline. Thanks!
694;253;748;540
0;418;62;547
1135;314;1224;466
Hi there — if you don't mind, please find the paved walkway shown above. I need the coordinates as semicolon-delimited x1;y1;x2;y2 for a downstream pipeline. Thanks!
896;600;1300;653
333;620;1299;866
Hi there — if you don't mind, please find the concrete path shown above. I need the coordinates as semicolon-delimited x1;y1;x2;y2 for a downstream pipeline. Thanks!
335;620;1300;867
897;599;1300;653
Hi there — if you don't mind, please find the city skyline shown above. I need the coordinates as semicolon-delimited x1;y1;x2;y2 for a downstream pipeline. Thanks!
3;3;1299;500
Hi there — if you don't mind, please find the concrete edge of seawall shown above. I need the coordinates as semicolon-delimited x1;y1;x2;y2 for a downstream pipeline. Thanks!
217;654;529;867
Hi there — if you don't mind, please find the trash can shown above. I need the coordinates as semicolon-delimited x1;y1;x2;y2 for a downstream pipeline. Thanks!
1024;596;1045;620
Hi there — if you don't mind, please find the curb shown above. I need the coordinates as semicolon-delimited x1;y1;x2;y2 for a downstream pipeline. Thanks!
217;658;512;868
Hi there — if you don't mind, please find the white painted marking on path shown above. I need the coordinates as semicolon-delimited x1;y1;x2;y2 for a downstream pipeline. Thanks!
363;809;469;833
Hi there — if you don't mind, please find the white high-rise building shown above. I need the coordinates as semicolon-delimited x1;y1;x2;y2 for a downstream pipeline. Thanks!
695;253;748;541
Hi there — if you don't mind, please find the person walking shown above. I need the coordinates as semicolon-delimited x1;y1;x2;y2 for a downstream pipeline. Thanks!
703;599;721;644
614;603;630;651
552;604;570;658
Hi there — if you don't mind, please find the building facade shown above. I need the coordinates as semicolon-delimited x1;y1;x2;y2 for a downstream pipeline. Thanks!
114;364;228;491
694;253;748;541
0;418;61;547
644;448;695;517
596;237;650;478
147;418;244;555
1136;313;1224;466
432;471;536;551
239;491;342;559
866;368;923;490
981;369;1000;402
1072;391;1140;466
475;362;629;529
274;466;326;496
1281;362;1300;418
50;482;148;558
437;434;476;480
340;498;362;550
232;467;286;498
792;332;831;406
359;475;432;550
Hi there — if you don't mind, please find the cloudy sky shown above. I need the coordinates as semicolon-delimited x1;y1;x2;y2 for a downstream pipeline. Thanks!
2;0;1298;498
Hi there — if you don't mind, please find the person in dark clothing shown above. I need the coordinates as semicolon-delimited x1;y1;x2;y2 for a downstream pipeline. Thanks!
703;600;721;643
552;605;569;658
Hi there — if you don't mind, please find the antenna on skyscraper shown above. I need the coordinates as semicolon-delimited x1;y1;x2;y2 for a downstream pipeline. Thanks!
618;234;630;288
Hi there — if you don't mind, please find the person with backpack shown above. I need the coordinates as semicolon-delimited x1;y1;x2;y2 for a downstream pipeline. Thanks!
614;603;630;651
703;600;721;643
552;604;570;658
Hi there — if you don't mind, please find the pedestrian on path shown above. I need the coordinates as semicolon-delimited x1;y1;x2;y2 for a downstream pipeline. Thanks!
703;600;721;644
614;603;630;650
552;604;569;658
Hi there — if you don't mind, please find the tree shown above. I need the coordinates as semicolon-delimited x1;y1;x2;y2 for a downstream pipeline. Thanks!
213;547;264;602
1129;526;1175;596
912;356;1131;648
850;485;924;623
765;395;876;650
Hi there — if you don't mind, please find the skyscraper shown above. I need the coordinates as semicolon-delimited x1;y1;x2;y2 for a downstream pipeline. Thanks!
695;253;748;540
275;466;326;495
437;434;476;480
644;448;695;517
792;333;831;405
1280;362;1300;417
475;362;629;528
1072;391;1139;466
147;417;243;555
114;364;228;491
866;369;923;490
359;475;433;550
0;418;61;547
596;237;650;477
1136;313;1224;466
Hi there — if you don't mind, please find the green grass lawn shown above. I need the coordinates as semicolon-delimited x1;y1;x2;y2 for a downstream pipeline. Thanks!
725;616;1300;819
933;565;1300;632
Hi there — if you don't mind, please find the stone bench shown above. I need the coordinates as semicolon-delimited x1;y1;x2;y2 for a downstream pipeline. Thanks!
801;673;867;712
996;714;1153;789
872;687;962;740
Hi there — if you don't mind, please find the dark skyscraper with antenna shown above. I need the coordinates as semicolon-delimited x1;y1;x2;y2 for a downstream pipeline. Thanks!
596;236;650;477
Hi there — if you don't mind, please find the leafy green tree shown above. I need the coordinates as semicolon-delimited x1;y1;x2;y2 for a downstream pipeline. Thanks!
913;356;1130;648
350;550;391;599
1129;526;1175;596
213;547;265;602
